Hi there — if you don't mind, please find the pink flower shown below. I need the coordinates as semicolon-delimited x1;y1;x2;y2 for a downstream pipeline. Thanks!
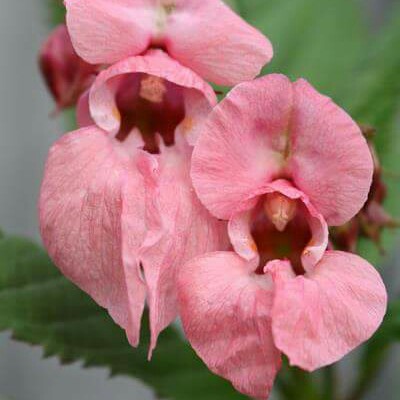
39;49;228;353
39;24;99;111
178;74;387;399
64;0;273;86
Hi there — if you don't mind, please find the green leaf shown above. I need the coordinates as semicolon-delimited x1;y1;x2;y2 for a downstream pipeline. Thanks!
48;0;65;26
0;235;246;400
237;0;365;99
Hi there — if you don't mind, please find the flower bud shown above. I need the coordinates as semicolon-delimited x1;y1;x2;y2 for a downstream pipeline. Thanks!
331;126;399;253
39;24;99;111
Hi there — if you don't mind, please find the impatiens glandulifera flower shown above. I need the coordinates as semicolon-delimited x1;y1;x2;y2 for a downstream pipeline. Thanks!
331;126;399;253
178;74;387;399
39;24;99;111
64;0;273;86
39;49;228;354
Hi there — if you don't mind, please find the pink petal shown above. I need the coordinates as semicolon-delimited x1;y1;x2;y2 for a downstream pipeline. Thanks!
65;0;153;64
192;74;293;220
268;251;387;371
179;251;281;400
165;0;273;85
89;50;217;137
139;139;228;355
76;90;94;128
39;126;146;346
192;75;373;226
289;79;373;226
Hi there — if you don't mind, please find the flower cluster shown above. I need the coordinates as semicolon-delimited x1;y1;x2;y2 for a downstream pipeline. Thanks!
39;1;387;399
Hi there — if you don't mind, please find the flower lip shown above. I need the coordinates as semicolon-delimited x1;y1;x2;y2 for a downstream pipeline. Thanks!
112;73;186;154
228;179;329;275
252;194;311;275
86;50;217;153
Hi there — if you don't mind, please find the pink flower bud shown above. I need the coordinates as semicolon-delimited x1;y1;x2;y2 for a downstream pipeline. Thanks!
39;24;98;111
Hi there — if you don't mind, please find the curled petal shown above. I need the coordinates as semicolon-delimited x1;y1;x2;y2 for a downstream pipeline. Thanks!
89;50;217;137
139;141;228;355
76;90;94;128
39;127;146;346
228;208;259;264
179;251;281;400
65;0;153;64
228;180;328;271
268;251;387;371
165;0;273;85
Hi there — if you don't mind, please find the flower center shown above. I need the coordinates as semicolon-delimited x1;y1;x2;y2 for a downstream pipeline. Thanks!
115;74;185;154
263;193;297;232
251;194;311;275
139;75;167;103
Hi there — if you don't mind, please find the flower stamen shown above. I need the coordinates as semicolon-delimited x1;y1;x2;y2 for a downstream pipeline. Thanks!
264;193;297;232
139;75;167;103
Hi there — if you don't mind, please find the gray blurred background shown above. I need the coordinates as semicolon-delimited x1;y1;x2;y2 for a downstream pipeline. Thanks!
0;0;398;399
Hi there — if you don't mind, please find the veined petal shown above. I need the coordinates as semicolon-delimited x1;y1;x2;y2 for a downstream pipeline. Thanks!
192;75;373;226
39;126;146;346
289;79;373;226
139;140;228;355
179;251;281;400
65;0;154;64
268;251;387;371
192;74;293;220
165;0;273;85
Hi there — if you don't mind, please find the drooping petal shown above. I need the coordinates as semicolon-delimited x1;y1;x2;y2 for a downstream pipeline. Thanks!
179;251;281;400
165;0;273;86
39;126;147;346
89;50;217;137
268;251;387;371
139;139;229;355
65;0;153;64
192;74;293;220
289;79;373;226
